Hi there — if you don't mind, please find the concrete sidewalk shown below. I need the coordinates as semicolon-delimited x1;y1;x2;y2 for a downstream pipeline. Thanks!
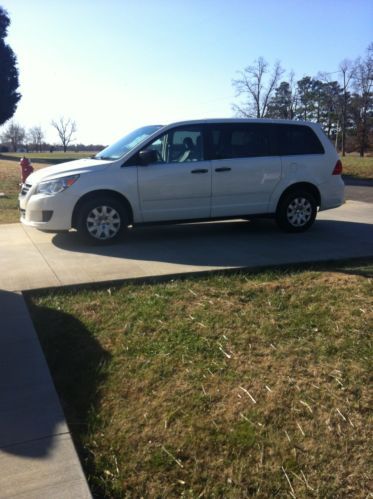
0;291;91;498
1;200;372;292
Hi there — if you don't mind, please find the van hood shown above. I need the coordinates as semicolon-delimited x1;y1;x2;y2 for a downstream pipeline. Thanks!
26;158;111;185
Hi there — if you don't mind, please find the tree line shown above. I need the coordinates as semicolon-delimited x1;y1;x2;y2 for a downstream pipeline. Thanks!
0;118;83;153
0;118;105;153
232;44;372;156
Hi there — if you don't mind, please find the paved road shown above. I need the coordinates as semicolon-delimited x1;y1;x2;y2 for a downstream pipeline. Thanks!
344;176;373;203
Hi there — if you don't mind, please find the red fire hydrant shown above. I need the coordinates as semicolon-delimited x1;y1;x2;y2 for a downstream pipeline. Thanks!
20;156;34;183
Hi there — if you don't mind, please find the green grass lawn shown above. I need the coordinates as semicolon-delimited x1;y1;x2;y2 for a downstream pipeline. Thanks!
27;263;373;498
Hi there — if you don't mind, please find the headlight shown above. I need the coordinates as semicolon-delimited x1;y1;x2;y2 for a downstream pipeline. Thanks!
36;175;80;195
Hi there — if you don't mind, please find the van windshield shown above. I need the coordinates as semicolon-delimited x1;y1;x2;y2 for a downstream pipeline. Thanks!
95;125;163;160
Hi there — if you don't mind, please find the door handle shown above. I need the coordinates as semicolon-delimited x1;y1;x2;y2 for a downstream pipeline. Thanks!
215;167;231;172
191;169;208;174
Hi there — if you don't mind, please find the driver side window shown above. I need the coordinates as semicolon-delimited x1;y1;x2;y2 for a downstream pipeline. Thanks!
145;127;204;164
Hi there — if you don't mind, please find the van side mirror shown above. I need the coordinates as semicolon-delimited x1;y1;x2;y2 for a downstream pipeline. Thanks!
138;149;158;166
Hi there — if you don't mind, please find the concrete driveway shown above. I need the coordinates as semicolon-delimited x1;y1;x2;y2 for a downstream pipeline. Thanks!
1;199;372;292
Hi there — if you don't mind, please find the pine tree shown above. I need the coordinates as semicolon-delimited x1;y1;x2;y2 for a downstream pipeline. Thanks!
0;6;21;126
296;77;316;121
266;81;294;119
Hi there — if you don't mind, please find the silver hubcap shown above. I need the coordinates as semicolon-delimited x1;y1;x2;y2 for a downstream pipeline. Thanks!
287;197;312;227
86;205;121;240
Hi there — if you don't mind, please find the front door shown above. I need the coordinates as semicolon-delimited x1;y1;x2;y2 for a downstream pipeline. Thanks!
138;126;211;222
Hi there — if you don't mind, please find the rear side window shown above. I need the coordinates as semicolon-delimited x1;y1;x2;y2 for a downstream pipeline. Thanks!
208;124;277;160
279;125;324;155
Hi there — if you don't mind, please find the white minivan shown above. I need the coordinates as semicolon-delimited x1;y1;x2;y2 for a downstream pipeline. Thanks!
19;119;344;243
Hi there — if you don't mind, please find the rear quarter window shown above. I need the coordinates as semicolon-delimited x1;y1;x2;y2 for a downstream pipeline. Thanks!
279;125;325;155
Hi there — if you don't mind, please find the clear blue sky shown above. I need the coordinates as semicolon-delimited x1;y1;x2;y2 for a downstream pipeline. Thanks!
2;0;372;145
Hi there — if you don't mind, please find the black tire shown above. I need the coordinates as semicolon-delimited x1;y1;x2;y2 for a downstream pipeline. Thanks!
76;196;128;243
276;190;317;233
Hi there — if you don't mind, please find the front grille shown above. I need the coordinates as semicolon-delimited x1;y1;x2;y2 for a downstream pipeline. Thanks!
20;183;32;196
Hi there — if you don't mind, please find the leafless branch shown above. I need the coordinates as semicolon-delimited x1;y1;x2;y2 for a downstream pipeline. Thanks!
232;57;283;118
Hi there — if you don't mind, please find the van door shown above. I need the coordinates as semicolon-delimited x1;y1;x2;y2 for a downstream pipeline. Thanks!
209;123;281;216
137;126;211;222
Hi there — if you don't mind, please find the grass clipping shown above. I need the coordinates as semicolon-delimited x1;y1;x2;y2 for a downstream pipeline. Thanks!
28;267;373;498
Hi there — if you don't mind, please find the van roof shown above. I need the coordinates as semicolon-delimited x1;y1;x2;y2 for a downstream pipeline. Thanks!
165;118;320;127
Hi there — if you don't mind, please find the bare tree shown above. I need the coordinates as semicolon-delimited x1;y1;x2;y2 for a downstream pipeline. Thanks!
51;117;77;152
288;70;299;119
28;126;44;152
232;57;284;118
1;120;25;151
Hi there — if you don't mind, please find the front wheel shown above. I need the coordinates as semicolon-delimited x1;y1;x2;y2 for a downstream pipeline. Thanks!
276;190;317;232
76;196;128;243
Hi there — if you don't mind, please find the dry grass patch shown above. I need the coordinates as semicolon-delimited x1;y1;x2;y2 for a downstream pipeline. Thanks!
3;151;94;161
27;264;373;498
342;154;373;179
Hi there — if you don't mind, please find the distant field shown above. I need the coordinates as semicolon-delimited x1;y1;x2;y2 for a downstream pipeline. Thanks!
1;152;372;179
0;154;371;225
1;151;96;163
0;151;373;179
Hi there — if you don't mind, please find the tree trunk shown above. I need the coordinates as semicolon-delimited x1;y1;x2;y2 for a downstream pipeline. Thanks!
342;91;348;157
341;109;346;156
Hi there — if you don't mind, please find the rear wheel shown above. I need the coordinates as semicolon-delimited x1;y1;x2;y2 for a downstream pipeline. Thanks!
76;196;128;243
276;190;317;232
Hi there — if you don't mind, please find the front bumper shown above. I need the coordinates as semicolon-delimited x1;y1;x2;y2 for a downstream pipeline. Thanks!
19;188;77;231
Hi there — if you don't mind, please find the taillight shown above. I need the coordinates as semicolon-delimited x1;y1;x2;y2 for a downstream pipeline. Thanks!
332;160;343;175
